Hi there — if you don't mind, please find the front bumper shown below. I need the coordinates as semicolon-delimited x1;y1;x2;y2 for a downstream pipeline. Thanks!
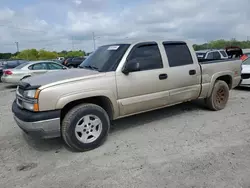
12;101;61;139
239;74;250;87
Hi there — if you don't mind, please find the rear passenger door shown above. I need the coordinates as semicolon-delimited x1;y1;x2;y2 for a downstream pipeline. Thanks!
162;42;201;104
28;63;48;76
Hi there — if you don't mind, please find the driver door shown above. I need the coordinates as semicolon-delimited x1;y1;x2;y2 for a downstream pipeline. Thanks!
116;42;170;116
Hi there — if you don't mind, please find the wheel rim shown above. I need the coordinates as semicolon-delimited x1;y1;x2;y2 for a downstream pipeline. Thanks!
75;114;102;144
215;87;226;105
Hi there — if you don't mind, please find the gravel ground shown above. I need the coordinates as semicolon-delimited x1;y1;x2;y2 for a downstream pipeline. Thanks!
1;83;250;188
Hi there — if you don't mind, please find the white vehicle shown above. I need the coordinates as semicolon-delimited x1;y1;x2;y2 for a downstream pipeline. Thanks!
196;49;228;61
57;57;65;61
1;61;67;85
240;57;250;87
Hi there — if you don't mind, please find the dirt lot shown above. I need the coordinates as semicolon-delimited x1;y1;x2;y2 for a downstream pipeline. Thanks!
0;83;250;188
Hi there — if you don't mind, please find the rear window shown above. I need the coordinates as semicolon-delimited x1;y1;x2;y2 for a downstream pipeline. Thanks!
220;51;228;57
3;61;19;69
196;52;206;59
163;42;193;67
15;62;29;69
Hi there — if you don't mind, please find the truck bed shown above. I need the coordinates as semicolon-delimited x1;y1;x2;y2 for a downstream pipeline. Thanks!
198;58;240;64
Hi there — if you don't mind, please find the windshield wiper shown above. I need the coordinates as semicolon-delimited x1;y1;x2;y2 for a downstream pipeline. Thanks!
79;65;99;71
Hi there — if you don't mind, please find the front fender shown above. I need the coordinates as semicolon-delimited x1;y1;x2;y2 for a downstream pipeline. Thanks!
55;90;119;119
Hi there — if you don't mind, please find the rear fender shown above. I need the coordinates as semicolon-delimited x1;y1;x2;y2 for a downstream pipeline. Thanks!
207;71;233;97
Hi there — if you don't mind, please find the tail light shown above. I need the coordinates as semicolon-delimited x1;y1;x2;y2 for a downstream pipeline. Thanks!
4;70;12;75
64;60;68;65
240;54;248;61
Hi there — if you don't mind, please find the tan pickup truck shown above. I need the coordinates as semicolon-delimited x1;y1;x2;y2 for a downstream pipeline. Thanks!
12;40;242;151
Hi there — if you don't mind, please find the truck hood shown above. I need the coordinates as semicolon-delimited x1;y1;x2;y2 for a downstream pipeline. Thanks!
21;69;101;88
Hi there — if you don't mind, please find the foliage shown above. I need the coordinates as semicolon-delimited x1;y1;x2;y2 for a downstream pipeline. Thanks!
0;53;12;59
194;39;250;51
38;50;58;60
65;50;85;58
10;49;86;61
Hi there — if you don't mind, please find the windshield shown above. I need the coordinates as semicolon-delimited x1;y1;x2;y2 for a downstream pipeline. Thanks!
79;44;130;72
243;58;250;65
15;62;29;69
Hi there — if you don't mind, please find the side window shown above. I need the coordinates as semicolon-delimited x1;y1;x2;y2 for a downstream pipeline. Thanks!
220;51;227;57
213;51;221;59
206;52;213;59
47;63;63;70
30;63;47;70
163;43;193;67
127;44;163;71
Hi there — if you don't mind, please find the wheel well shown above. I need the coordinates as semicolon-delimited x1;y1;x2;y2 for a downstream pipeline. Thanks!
21;75;31;80
216;75;232;89
61;96;114;121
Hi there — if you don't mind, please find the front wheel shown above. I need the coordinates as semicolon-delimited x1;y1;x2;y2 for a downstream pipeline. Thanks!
61;103;110;152
205;80;229;111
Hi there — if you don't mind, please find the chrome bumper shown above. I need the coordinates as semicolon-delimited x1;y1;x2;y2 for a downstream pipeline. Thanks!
14;116;61;139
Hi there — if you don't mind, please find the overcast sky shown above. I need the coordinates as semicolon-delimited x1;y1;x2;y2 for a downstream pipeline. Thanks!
0;0;249;53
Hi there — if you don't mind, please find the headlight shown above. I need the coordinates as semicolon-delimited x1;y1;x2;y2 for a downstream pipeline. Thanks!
23;89;40;99
17;89;40;111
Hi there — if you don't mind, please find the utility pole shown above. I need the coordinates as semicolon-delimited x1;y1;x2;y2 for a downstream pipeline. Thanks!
247;36;249;41
92;32;96;51
15;41;19;52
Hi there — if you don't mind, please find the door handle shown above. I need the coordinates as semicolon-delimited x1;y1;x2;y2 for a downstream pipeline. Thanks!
189;70;196;75
159;74;168;80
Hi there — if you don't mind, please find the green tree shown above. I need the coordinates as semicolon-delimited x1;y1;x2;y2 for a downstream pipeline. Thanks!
38;50;57;60
66;50;85;58
15;49;39;60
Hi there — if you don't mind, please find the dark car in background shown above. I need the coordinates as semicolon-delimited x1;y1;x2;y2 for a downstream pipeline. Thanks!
63;57;85;68
0;59;27;81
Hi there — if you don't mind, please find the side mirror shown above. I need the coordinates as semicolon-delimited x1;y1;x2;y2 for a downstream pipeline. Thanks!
122;59;140;75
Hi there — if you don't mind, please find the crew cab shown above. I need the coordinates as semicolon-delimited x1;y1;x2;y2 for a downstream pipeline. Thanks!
12;40;242;152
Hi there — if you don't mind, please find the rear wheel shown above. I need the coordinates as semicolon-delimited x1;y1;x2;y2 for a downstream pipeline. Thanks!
68;65;74;69
61;103;110;152
205;80;229;111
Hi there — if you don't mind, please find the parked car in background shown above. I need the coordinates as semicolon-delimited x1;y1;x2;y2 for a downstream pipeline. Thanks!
239;57;250;87
1;61;67;85
0;59;27;82
196;49;228;61
12;40;241;152
63;57;86;68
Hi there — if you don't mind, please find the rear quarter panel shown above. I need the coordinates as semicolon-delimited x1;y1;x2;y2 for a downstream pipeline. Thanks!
200;59;242;98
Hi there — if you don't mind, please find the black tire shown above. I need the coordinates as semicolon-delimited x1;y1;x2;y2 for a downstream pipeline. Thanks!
68;65;74;69
61;103;110;152
205;80;229;111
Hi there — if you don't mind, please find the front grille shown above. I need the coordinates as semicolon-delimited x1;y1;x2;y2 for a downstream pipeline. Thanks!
241;74;250;80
